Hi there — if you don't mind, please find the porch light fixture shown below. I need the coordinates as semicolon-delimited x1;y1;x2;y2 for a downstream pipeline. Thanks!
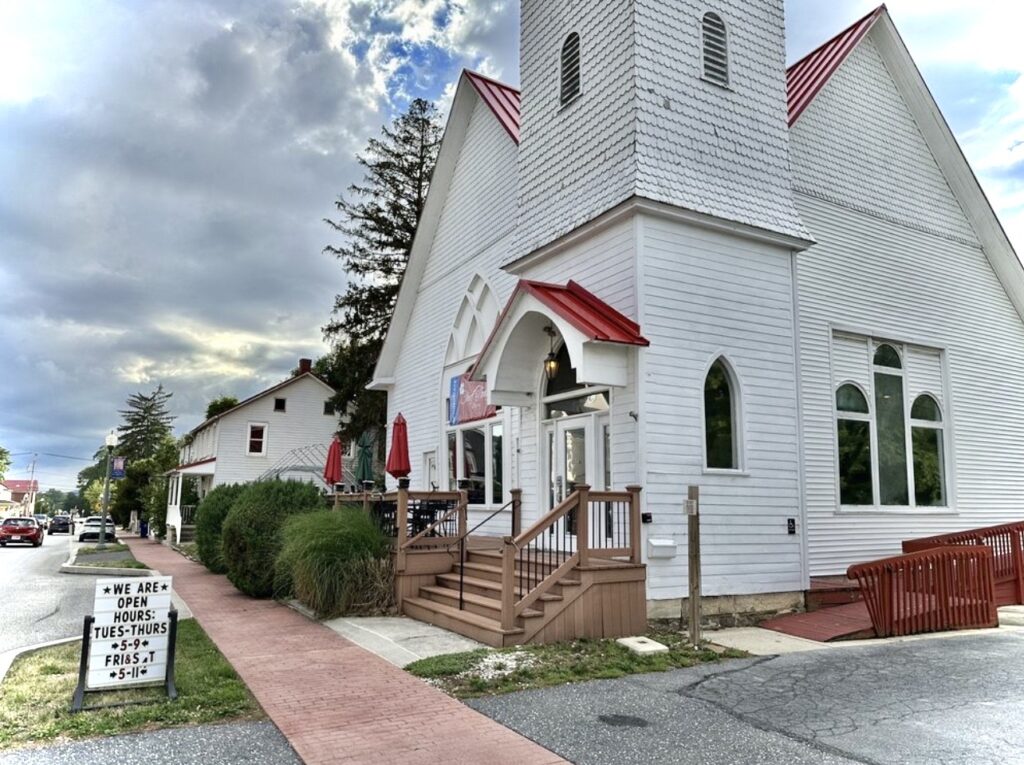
543;326;559;381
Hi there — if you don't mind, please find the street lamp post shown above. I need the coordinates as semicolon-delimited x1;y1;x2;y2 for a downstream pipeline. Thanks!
98;430;118;551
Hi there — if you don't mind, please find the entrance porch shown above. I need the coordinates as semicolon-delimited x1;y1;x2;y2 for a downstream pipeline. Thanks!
362;483;646;646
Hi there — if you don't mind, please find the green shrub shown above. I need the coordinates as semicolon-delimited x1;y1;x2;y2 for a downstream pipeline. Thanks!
274;509;394;618
221;480;323;597
195;484;246;574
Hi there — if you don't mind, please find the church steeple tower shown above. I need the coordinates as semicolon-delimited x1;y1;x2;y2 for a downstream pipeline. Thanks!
515;0;810;258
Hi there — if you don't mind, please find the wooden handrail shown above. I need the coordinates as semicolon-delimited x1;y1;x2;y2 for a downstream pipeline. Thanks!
512;490;581;548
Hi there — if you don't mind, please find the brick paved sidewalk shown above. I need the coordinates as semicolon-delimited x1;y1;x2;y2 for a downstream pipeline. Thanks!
125;538;566;765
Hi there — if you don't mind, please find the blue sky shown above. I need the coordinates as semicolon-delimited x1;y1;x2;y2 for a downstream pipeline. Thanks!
0;1;1021;492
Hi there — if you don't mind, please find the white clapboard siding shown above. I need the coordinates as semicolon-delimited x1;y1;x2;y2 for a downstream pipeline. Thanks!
211;376;337;488
796;193;1024;574
515;218;639;524
792;26;1024;575
638;215;803;598
387;98;519;500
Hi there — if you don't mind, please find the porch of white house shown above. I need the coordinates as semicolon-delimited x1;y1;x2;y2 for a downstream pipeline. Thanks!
165;458;215;545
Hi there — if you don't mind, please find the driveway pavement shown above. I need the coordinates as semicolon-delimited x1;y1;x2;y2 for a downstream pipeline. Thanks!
469;630;1024;765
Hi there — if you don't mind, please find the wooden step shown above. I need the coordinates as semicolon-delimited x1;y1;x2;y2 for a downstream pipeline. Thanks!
402;597;524;648
436;572;564;602
419;585;543;619
457;560;581;587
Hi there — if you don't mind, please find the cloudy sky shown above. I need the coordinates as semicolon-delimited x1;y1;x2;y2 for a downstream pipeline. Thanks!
1;1;1021;492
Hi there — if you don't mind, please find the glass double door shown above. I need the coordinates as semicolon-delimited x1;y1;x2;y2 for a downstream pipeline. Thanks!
544;413;610;511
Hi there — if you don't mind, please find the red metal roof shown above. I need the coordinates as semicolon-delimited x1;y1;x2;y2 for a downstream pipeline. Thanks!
518;280;649;346
464;70;521;144
2;480;38;493
787;5;886;126
465;8;885;141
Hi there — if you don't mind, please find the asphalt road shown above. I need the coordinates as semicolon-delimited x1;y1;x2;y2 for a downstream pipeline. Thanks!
0;528;96;653
469;630;1024;765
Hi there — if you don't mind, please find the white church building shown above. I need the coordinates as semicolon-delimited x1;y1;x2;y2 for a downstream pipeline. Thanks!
372;3;1024;617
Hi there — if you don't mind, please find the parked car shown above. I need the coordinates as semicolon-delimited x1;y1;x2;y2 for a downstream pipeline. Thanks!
33;514;49;532
49;515;73;534
77;516;116;543
0;517;44;547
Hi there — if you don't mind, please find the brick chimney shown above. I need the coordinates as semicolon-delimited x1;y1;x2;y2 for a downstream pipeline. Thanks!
298;358;312;374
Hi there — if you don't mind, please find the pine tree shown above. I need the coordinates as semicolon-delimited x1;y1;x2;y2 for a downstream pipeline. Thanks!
322;98;442;442
117;384;175;462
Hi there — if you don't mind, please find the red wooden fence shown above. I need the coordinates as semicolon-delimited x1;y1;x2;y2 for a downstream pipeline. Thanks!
902;521;1024;606
847;546;998;638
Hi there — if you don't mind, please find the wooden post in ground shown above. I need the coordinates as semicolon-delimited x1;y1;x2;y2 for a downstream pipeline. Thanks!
501;537;516;631
626;485;643;564
396;484;408;573
510;488;522;538
685;485;702;648
576;484;590;567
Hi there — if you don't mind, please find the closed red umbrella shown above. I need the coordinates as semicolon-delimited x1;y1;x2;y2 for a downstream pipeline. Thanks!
324;436;344;487
386;413;411;480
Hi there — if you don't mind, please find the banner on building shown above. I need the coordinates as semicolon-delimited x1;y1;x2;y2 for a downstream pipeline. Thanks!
447;373;496;425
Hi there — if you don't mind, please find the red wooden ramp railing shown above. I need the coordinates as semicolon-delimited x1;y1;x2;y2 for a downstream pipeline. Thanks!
902;521;1024;606
847;546;998;638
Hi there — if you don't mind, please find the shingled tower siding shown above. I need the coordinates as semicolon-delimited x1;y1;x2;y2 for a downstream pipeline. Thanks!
515;0;809;260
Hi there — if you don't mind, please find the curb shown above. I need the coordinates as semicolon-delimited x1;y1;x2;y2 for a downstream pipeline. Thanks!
0;636;82;686
59;564;154;576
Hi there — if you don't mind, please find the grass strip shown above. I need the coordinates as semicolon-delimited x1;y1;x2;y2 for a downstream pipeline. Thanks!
76;544;129;555
72;559;149;570
0;619;261;750
406;627;746;699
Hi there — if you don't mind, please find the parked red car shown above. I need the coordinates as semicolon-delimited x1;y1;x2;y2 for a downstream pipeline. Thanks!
0;518;44;547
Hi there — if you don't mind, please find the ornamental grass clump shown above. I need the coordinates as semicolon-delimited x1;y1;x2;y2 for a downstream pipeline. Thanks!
195;483;246;574
221;480;323;597
275;509;395;618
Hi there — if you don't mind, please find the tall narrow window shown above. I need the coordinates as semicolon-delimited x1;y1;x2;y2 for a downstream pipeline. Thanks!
835;384;873;505
560;33;581;106
873;344;908;505
247;423;267;455
704;358;737;469
910;395;946;507
702;12;729;87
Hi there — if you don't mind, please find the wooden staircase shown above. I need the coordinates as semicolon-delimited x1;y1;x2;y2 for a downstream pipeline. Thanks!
390;484;648;647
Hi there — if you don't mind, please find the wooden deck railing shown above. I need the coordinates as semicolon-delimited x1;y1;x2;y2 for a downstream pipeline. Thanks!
902;521;1024;605
500;484;642;630
847;546;998;637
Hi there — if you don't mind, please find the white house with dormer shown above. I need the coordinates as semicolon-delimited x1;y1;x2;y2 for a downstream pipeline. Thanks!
165;359;339;542
372;2;1024;618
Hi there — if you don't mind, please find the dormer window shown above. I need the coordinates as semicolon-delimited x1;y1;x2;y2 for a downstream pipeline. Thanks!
560;32;581;106
702;12;729;87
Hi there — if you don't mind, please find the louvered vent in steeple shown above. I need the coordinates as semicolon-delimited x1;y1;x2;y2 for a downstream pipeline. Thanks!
702;12;729;87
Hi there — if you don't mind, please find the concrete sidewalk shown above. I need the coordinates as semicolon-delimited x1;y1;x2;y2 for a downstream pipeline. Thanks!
125;537;566;765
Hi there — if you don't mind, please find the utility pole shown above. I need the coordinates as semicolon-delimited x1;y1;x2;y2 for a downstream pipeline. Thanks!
27;454;37;516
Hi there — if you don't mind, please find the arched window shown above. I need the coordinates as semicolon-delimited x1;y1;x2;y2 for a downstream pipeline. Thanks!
835;384;873;505
873;342;908;505
704;358;738;469
910;394;946;506
560;32;581;106
702;12;729;87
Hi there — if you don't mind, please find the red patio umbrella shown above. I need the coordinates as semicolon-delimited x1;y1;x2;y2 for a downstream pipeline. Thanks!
386;413;411;480
324;436;344;488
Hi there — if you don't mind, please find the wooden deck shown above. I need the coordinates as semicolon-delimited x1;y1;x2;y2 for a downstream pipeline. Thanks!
760;601;875;642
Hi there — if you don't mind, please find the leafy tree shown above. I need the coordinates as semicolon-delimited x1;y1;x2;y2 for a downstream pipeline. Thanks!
117;384;175;462
112;434;179;528
205;396;239;420
83;478;117;515
61;492;80;514
0;445;9;481
322;98;442;442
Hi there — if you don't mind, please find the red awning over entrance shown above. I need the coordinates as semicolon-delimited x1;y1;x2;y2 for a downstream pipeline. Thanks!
515;280;649;347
